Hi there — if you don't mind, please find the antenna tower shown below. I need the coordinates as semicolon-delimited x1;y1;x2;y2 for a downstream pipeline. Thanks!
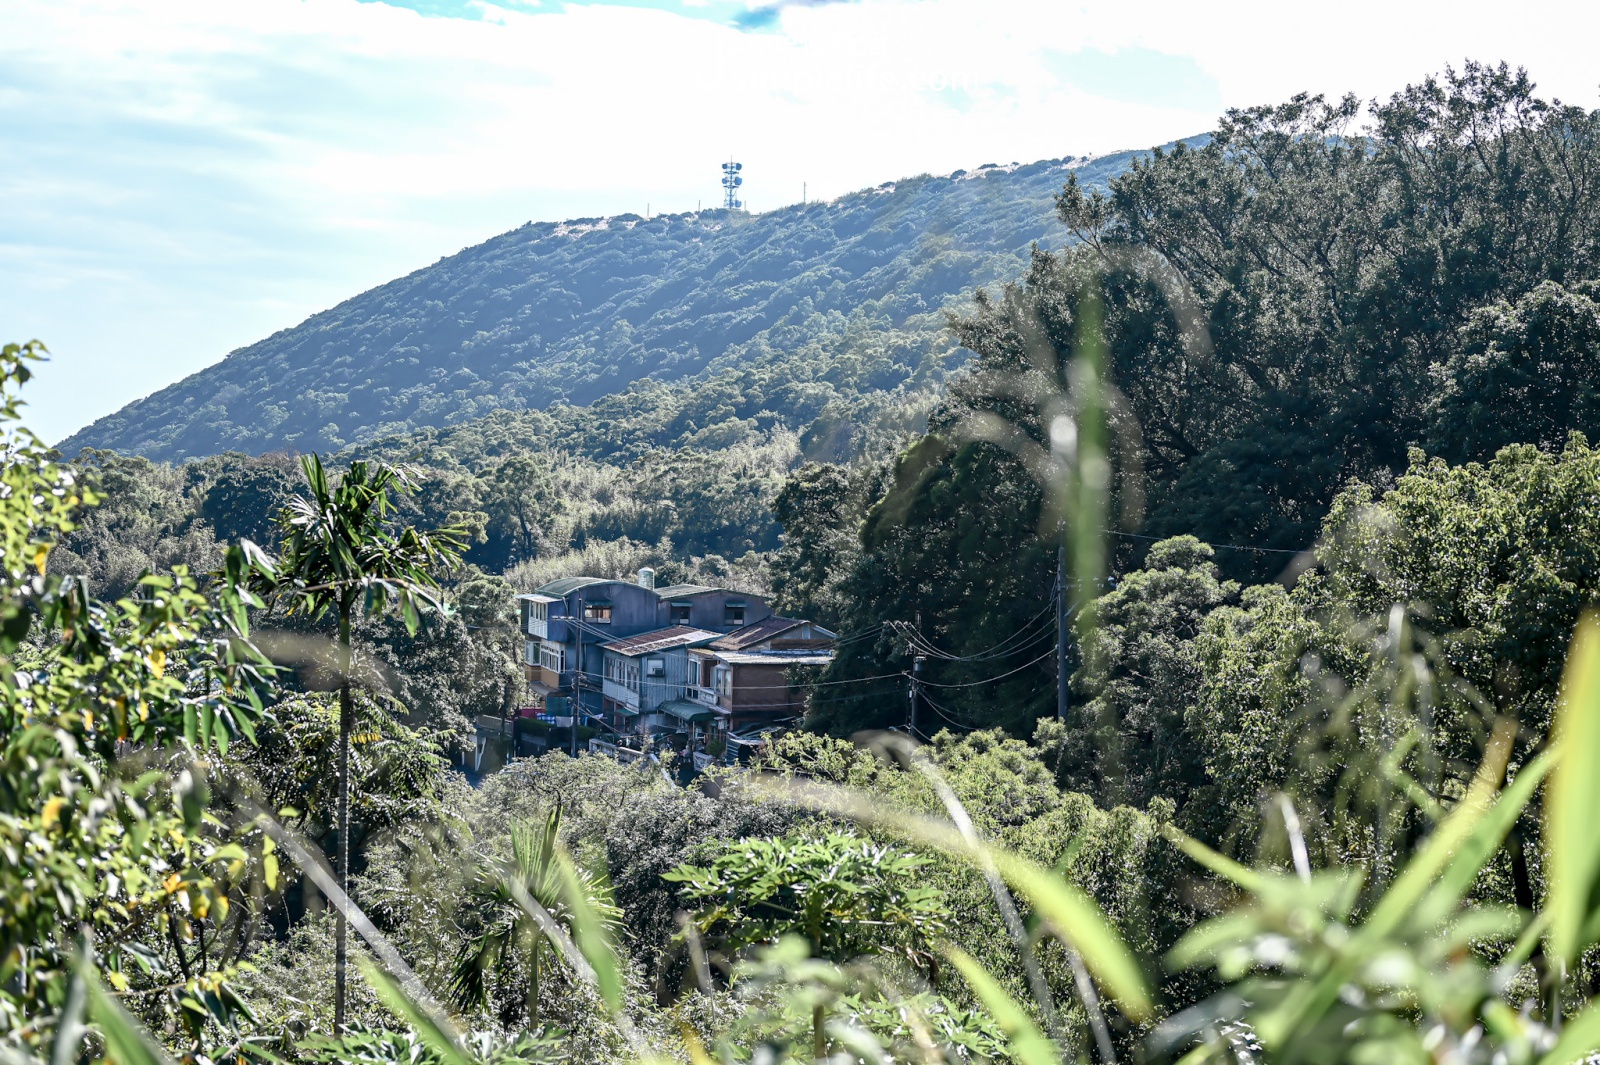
721;159;744;210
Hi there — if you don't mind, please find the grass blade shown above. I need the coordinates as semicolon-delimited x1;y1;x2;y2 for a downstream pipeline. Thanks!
556;849;625;1015
359;957;475;1065
1548;613;1600;967
947;947;1061;1065
85;974;174;1065
1539;996;1600;1064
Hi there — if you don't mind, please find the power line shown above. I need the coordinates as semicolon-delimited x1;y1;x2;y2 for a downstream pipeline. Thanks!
916;645;1058;688
1105;529;1307;556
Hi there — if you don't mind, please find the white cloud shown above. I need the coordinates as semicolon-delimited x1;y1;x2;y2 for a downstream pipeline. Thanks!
3;0;1598;442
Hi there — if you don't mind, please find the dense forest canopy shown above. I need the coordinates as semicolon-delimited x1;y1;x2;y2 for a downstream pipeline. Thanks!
809;62;1600;735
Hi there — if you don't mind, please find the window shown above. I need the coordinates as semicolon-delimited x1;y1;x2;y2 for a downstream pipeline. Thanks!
539;644;565;672
645;657;665;678
724;602;746;626
670;602;692;626
605;656;641;688
584;602;613;623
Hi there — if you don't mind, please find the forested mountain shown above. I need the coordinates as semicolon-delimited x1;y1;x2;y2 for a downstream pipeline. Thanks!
60;151;1144;461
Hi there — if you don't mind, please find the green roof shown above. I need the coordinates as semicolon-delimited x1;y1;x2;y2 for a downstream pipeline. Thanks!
655;583;716;599
536;576;612;597
660;699;715;724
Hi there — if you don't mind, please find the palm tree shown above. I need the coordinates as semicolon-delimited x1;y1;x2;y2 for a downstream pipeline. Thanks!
272;454;464;1030
449;806;620;1027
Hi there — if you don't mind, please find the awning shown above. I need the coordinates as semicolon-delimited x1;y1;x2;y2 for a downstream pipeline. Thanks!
660;699;715;724
527;679;559;697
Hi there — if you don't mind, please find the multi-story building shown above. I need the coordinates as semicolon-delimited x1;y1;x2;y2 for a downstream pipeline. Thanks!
515;569;773;727
686;616;836;735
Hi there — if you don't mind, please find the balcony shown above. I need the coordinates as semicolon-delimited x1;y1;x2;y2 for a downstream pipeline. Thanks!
603;678;640;709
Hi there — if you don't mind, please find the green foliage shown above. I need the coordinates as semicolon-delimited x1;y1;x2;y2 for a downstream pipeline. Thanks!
0;340;276;1049
1056;536;1238;808
448;807;621;1026
1428;280;1600;462
668;830;950;973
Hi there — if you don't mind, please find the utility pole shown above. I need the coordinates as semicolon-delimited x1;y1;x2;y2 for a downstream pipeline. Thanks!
572;593;583;756
909;655;924;738
1057;543;1069;721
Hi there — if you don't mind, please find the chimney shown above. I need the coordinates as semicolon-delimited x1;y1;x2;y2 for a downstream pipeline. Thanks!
637;567;656;590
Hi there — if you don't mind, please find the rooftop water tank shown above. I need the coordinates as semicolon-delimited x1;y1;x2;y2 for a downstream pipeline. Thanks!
637;567;656;589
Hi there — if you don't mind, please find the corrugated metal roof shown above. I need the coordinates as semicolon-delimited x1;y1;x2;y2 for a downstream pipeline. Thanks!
654;583;717;599
710;616;803;651
536;576;612;597
660;699;716;723
601;626;722;656
515;593;562;604
716;650;835;667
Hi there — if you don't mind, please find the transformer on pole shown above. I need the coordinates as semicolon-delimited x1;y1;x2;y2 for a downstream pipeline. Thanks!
721;159;744;210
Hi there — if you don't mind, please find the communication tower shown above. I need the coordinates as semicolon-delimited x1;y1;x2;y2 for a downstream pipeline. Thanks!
721;160;744;210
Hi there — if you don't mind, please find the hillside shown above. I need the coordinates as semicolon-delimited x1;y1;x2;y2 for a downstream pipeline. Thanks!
60;150;1153;461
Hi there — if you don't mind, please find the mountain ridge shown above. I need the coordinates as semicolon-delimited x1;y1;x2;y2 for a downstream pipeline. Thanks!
60;146;1176;462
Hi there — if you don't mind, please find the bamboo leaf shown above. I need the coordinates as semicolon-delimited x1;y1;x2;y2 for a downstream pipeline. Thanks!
947;947;1059;1065
1548;612;1600;967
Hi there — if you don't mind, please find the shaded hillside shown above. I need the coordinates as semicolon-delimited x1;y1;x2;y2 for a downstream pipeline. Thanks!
61;150;1156;461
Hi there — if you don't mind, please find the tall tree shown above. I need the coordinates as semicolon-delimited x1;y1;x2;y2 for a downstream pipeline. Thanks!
270;454;463;1030
489;454;556;564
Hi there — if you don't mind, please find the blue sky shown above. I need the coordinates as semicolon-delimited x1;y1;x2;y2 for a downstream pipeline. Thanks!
5;0;1598;445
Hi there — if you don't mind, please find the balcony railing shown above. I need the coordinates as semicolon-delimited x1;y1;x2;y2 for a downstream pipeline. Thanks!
602;678;640;709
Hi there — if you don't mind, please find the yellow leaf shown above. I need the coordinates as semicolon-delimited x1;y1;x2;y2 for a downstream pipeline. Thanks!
162;873;182;894
33;544;48;574
40;796;65;830
149;649;166;677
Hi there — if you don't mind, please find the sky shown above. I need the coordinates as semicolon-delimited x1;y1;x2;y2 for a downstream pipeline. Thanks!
4;0;1600;444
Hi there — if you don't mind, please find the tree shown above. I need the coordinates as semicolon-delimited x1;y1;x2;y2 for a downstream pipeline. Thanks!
197;451;303;547
270;454;464;1030
770;462;887;630
489;454;557;564
0;340;276;1049
1428;280;1600;462
1058;536;1238;809
449;807;620;1026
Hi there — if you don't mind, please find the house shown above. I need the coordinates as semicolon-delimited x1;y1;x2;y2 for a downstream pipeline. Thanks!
598;626;720;734
516;569;774;729
686;617;836;735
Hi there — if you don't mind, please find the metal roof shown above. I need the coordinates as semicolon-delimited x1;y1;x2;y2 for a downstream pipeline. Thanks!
714;650;835;667
710;616;808;651
601;626;722;656
536;576;613;597
515;593;562;604
654;583;717;599
660;699;716;723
